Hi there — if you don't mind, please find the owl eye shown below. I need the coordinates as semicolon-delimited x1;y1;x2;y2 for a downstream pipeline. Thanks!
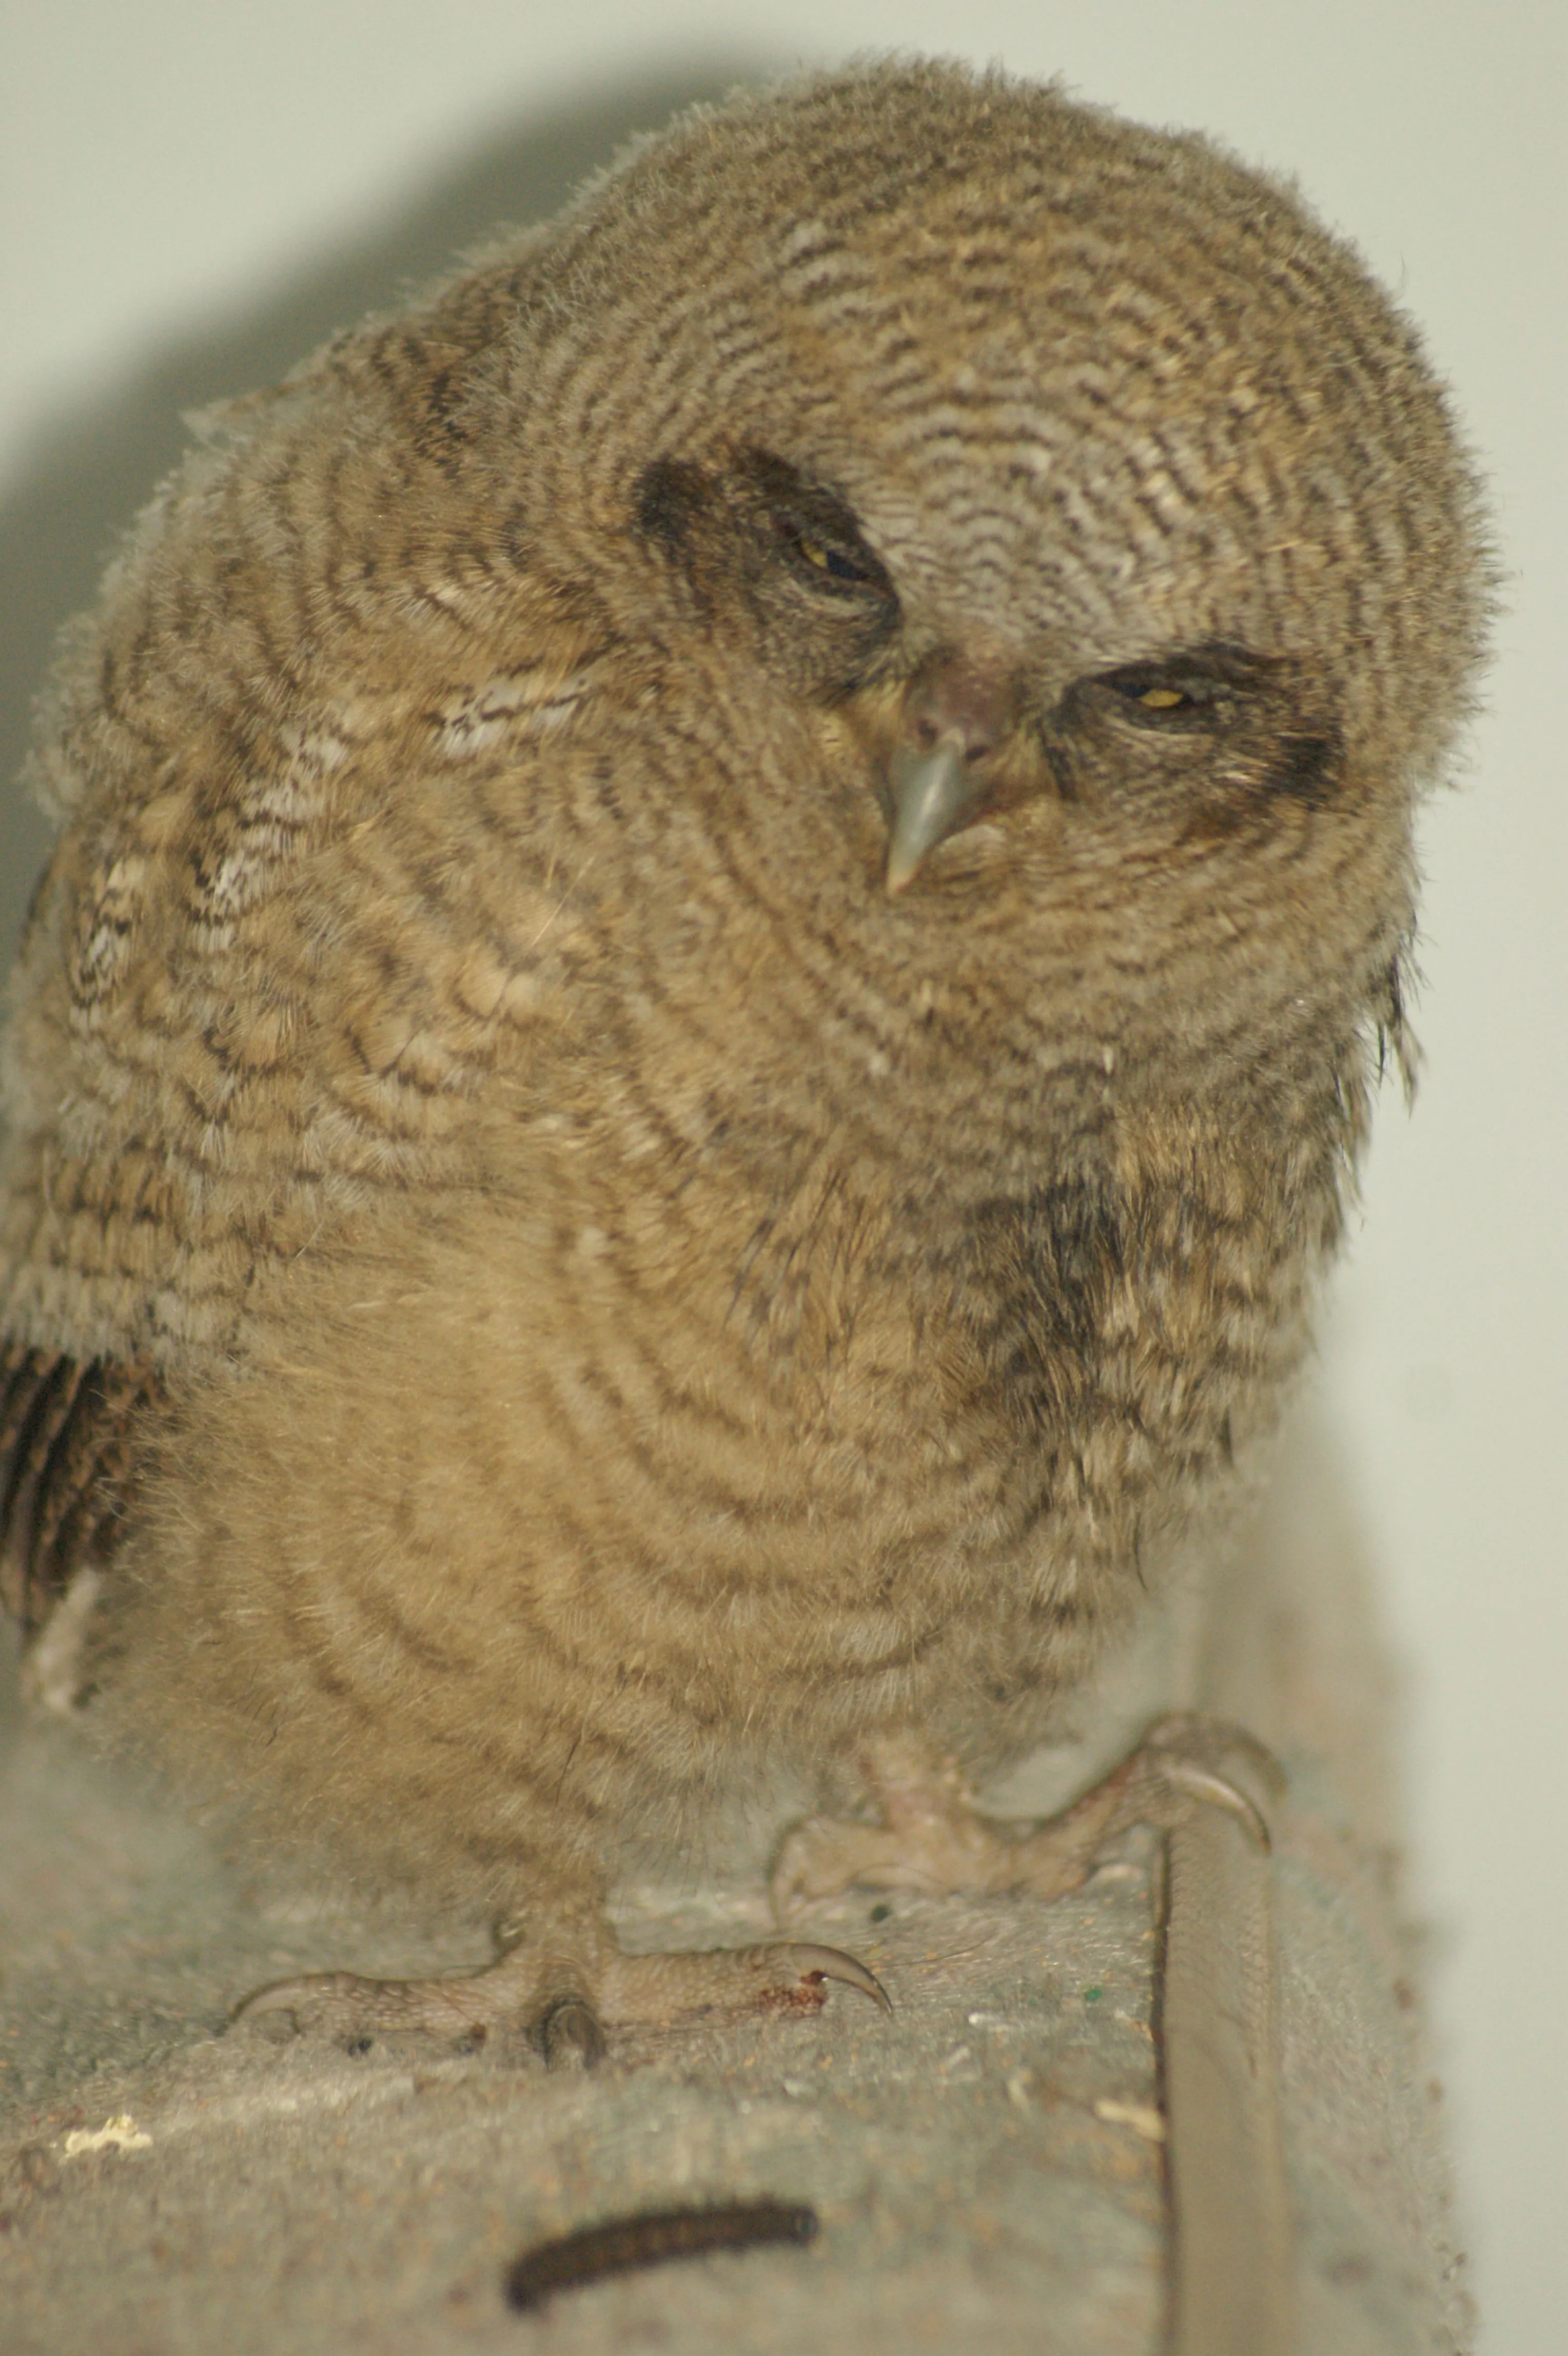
793;533;876;585
1106;675;1200;717
1093;659;1243;725
772;514;884;594
735;449;892;604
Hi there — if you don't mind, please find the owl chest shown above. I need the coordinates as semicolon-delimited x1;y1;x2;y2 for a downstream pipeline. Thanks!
506;1166;1275;1770
573;1159;1273;1628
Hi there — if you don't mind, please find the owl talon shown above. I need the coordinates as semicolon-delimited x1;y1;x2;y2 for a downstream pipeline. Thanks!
538;1994;607;2070
231;1925;890;2050
597;1937;892;2021
1159;1758;1272;1850
774;1941;894;2014
231;1965;501;2043
772;1716;1284;1918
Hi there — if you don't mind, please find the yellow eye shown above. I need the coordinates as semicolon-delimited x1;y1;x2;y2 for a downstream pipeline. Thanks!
1100;663;1230;721
782;525;876;586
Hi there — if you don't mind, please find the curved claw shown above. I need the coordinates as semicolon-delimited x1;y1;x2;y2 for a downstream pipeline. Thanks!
1160;1759;1274;1852
774;1940;893;2015
232;1972;344;2025
538;1995;607;2070
1147;1713;1287;1801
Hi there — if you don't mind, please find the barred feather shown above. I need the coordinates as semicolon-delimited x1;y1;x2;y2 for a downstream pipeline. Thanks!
0;64;1488;1935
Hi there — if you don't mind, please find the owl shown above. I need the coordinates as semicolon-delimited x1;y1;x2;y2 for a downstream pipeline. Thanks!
0;61;1487;2061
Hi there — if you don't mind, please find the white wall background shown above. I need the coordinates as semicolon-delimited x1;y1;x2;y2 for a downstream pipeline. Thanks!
2;4;1562;2347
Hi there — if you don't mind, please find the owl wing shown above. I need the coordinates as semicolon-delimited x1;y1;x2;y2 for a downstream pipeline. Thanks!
0;229;616;1679
0;1340;156;1642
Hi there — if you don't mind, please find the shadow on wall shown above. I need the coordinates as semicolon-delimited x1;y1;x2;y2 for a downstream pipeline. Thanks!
0;55;772;980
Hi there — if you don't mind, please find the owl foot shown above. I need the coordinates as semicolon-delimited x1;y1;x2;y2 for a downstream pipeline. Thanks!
772;1712;1284;1918
232;1914;889;2067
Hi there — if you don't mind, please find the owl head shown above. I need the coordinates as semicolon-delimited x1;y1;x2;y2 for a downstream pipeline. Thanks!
367;63;1488;1109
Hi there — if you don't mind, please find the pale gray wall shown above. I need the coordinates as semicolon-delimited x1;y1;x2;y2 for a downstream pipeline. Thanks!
3;6;1563;2347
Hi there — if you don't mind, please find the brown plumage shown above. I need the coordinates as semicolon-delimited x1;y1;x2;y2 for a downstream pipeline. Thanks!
0;61;1487;2053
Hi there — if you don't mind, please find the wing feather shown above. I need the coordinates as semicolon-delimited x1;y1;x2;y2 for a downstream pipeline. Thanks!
0;1340;158;1634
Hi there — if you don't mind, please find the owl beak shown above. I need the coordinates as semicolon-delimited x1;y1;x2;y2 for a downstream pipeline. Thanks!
884;660;1012;893
884;735;985;894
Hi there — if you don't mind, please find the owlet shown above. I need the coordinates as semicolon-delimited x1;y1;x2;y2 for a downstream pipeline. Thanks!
0;61;1487;2058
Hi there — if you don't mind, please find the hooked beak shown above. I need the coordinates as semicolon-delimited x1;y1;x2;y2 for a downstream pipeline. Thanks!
882;658;1016;894
884;734;988;895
